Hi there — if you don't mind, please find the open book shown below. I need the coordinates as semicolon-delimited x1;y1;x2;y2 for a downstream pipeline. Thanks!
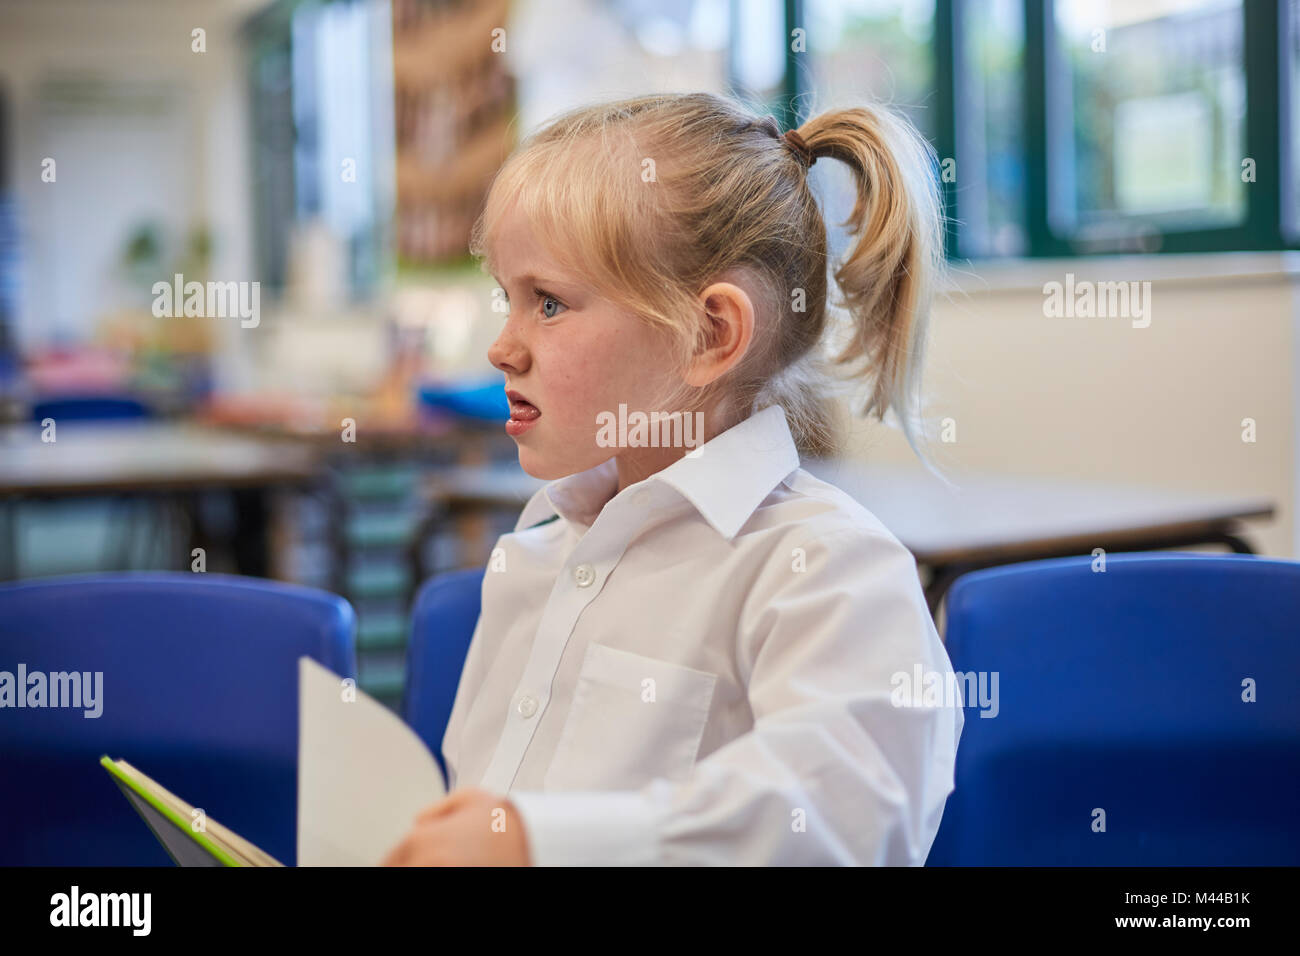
101;656;448;866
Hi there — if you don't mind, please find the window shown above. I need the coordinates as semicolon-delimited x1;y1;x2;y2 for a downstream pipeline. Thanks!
803;0;937;139
1050;0;1247;250
247;0;394;297
949;0;1027;257
784;0;1298;257
1024;0;1291;255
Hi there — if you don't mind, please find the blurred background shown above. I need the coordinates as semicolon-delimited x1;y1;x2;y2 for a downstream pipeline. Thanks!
0;0;1296;708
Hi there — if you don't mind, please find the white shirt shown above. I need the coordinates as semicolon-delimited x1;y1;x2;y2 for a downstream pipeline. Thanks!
441;404;964;865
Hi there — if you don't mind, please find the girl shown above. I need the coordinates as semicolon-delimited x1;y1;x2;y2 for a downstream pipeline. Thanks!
381;92;964;866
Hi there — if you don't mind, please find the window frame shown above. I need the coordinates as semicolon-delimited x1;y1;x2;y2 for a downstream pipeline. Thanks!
1023;0;1290;257
784;0;1298;258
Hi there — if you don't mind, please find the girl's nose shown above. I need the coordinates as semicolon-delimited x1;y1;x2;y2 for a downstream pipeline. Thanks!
488;321;529;375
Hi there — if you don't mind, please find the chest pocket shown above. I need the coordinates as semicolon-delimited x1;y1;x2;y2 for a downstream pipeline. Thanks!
543;642;718;791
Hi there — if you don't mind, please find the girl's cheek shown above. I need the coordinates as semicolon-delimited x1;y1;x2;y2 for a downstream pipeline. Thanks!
549;347;615;403
542;326;659;418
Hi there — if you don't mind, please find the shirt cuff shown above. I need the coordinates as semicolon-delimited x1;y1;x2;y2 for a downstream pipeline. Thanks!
507;790;662;866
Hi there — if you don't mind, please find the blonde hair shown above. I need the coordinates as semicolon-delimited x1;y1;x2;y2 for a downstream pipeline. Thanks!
469;92;945;464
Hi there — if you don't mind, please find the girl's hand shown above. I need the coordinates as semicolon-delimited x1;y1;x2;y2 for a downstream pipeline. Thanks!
380;788;533;866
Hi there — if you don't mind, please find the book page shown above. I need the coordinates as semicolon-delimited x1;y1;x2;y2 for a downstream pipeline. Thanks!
297;657;447;866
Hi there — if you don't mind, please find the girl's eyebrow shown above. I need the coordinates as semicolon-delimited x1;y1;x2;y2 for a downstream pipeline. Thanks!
491;270;574;290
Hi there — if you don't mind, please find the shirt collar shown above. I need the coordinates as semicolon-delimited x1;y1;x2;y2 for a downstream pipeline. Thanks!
514;404;801;540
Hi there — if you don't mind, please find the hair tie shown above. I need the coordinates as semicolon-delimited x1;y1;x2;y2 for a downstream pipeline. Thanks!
783;129;816;169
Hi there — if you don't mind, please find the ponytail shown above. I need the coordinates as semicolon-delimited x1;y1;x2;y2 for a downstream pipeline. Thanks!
793;106;945;468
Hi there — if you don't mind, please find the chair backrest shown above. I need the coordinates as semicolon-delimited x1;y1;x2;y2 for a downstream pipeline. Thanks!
926;553;1300;865
403;567;485;787
0;572;356;865
31;395;151;421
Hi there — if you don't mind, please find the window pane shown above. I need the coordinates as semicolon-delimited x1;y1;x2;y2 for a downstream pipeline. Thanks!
731;0;786;103
805;0;937;140
1053;0;1246;244
957;0;1026;257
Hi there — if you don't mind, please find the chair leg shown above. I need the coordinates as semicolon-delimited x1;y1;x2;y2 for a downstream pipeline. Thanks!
105;495;138;570
0;498;19;580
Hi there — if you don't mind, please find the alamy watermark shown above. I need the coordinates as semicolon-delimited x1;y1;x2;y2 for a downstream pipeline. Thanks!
0;664;103;718
152;273;260;328
891;664;999;718
596;403;705;456
1043;273;1151;328
50;886;150;935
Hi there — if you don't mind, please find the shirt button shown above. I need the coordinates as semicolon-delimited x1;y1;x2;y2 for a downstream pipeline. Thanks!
517;695;538;718
573;563;596;588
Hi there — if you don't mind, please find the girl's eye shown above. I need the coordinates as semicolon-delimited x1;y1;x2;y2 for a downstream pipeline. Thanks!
537;289;568;319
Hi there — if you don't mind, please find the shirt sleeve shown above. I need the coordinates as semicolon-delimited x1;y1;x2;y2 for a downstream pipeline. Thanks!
508;526;965;865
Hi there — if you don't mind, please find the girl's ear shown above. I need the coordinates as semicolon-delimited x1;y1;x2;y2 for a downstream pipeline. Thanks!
684;281;755;387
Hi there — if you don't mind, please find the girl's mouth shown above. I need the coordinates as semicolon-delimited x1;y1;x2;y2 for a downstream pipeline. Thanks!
506;395;540;437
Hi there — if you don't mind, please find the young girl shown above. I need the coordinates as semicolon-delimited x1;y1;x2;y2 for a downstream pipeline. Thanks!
381;92;963;866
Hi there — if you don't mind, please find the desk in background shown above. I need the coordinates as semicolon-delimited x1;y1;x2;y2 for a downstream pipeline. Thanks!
804;459;1275;615
0;422;319;579
408;458;1277;623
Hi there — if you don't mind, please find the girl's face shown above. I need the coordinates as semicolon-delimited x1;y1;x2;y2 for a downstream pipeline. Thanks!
486;203;688;490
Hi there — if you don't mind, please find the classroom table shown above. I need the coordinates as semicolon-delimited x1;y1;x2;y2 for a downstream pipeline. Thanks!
802;459;1276;614
408;458;1276;619
0;421;321;579
195;391;517;457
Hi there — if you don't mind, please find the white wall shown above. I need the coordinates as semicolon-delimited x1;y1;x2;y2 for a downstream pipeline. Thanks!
841;252;1300;559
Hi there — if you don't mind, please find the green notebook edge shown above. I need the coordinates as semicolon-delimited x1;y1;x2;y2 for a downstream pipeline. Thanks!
99;755;243;867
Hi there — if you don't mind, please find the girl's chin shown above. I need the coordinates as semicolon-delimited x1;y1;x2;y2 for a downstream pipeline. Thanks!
516;448;572;481
517;445;612;481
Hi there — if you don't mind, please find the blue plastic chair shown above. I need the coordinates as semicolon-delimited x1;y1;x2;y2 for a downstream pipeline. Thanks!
927;553;1300;865
30;395;151;421
403;567;485;787
0;573;356;865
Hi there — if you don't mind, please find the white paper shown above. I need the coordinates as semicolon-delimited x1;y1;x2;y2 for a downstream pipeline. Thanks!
297;657;447;866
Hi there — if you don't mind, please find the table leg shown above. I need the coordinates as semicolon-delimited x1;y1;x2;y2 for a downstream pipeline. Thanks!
1199;529;1256;554
923;522;1264;620
925;563;972;619
407;504;443;606
0;496;18;581
231;488;270;578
